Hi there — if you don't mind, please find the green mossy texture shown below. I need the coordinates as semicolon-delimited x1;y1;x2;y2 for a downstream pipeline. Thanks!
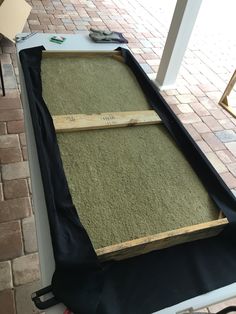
42;56;219;249
41;57;149;114
56;126;218;249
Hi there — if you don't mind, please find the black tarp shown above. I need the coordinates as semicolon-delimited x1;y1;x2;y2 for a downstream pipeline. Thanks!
20;46;236;314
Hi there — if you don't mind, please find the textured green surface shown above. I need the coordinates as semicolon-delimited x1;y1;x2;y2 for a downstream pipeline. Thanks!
41;56;149;114
41;56;219;250
57;126;219;249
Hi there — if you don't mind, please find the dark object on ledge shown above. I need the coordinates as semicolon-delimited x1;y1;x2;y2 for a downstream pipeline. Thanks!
89;28;128;43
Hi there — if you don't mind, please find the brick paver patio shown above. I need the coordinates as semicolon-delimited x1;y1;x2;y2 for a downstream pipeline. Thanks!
0;0;236;313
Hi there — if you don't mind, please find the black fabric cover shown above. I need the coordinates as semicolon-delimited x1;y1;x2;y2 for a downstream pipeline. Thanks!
20;46;236;314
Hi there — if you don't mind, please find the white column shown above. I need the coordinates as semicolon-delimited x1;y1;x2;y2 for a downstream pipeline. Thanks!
155;0;202;90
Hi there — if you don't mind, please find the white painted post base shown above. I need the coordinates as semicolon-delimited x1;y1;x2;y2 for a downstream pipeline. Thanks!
155;0;202;90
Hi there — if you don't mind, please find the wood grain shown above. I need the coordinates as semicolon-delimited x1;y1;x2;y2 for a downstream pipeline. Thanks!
42;50;122;59
96;218;228;261
219;70;236;118
53;110;162;132
44;50;228;262
219;102;236;119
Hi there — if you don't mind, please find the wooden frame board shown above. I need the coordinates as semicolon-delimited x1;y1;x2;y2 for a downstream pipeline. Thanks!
43;50;229;262
42;50;125;63
53;110;162;132
52;110;228;262
96;218;228;261
219;70;236;118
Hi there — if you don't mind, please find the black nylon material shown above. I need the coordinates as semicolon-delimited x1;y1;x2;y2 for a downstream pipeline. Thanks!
20;46;236;314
